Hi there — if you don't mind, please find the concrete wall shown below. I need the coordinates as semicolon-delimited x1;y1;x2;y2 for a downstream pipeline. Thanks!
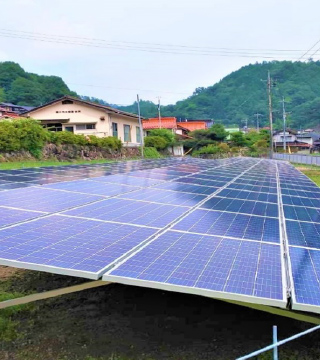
273;153;320;165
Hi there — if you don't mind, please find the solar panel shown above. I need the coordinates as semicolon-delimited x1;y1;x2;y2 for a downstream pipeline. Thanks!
119;188;206;206
0;215;157;279
277;161;320;313
2;157;320;314
0;207;45;228
103;231;286;307
0;187;103;212
42;179;140;197
63;198;189;227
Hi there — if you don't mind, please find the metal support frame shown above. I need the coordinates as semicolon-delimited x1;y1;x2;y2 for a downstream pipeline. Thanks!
237;324;320;360
1;280;320;326
0;281;111;309
222;299;320;325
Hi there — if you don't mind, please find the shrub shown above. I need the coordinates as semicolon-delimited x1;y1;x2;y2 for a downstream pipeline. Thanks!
143;147;162;158
144;136;167;150
98;136;122;150
148;128;175;145
49;131;87;146
0;118;48;157
217;143;230;153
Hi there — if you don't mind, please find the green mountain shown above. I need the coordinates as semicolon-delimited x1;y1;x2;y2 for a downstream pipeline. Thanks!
0;62;77;106
118;61;320;130
1;60;320;130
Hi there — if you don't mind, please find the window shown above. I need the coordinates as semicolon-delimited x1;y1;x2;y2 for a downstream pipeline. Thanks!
76;124;96;130
62;100;73;105
65;126;74;133
112;122;118;138
124;125;131;142
136;126;141;143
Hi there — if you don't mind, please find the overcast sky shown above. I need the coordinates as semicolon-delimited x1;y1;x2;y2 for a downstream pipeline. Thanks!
1;0;320;105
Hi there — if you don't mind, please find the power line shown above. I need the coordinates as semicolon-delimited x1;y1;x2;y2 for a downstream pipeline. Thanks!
0;29;310;59
298;37;320;61
68;82;190;95
0;28;309;53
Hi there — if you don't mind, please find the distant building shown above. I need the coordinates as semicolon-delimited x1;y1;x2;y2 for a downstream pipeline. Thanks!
273;130;310;149
177;119;214;128
0;107;20;119
0;102;34;114
21;96;143;146
225;127;240;140
142;117;207;138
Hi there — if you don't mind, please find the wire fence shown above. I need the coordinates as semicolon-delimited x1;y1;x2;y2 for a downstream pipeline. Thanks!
273;153;320;165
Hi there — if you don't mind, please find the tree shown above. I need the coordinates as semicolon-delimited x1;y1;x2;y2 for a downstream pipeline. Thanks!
0;87;5;102
230;131;247;147
210;124;228;141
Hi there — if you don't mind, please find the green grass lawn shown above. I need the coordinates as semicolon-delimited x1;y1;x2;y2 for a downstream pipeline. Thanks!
293;163;320;186
0;158;121;170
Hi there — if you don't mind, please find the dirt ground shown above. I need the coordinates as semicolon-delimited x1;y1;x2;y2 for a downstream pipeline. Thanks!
0;268;320;360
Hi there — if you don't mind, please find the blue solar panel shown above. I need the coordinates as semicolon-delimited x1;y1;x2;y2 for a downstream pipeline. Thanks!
218;189;278;203
63;198;188;227
0;215;157;279
282;195;320;208
201;197;278;217
0;187;103;212
119;188;206;206
174;177;227;187
172;209;280;243
284;205;320;223
104;231;285;306
0;207;45;228
281;188;320;198
228;183;277;194
290;247;320;311
91;174;164;187
42;179;140;197
286;220;320;249
154;182;218;195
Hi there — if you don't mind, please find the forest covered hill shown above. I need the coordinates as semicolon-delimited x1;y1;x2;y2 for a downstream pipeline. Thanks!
1;60;320;130
118;61;320;130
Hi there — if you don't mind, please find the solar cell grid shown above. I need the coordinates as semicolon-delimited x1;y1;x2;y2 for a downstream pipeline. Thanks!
172;209;280;243
104;231;285;306
281;188;320;199
119;188;206;207
284;205;320;223
153;182;219;195
0;187;103;212
41;179;140;197
0;215;157;279
0;207;46;228
227;183;277;193
63;198;189;228
201;197;279;217
218;188;278;203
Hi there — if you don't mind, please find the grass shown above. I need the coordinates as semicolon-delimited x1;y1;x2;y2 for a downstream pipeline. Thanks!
293;163;320;186
0;158;126;170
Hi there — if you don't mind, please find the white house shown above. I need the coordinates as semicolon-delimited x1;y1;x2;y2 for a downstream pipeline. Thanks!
22;96;142;146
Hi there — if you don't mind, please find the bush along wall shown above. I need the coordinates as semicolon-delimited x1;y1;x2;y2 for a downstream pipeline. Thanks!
0;118;140;162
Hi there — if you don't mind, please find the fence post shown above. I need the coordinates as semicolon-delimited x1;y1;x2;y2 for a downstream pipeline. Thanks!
273;326;278;360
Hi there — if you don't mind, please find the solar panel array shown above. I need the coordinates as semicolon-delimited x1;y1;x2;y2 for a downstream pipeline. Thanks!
0;157;319;314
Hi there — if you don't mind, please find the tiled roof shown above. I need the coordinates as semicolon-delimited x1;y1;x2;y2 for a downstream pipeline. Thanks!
143;117;177;129
177;121;206;131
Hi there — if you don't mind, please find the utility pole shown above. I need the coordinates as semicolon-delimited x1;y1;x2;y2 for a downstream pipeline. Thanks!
137;94;144;158
254;113;263;131
243;118;248;132
157;97;162;129
268;71;273;159
280;97;287;152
